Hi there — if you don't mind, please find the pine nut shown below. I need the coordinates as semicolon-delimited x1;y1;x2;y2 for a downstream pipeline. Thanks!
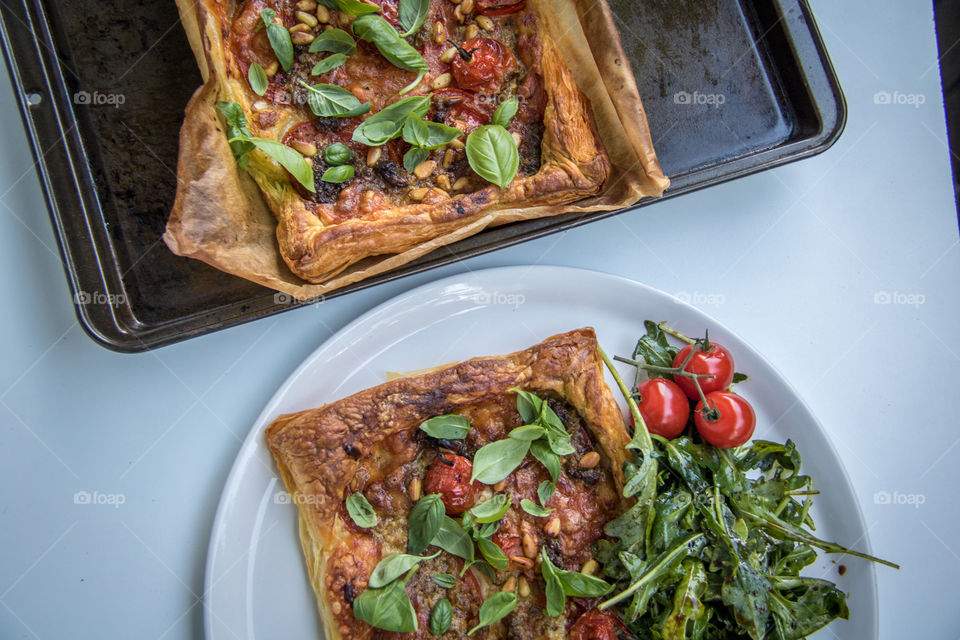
289;23;311;34
545;517;561;537
297;0;317;10
452;176;471;191
442;148;456;169
291;31;315;45
252;100;269;111
476;15;494;31
449;0;461;4
511;131;522;147
316;5;331;22
431;73;452;90
414;160;437;179
291;140;317;157
264;61;279;77
518;576;530;598
440;47;458;64
465;24;479;40
366;146;381;166
580;451;600;469
449;138;465;149
433;21;445;44
436;174;451;191
581;559;599;576
409;187;430;201
493;479;506;492
461;0;475;14
503;576;516;593
296;10;318;27
409;476;422;502
522;533;538;559
455;4;464;23
511;556;534;569
304;157;313;166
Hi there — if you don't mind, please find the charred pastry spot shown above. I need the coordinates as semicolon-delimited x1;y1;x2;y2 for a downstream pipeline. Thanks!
454;202;466;216
566;465;599;485
315;116;342;132
312;170;346;203
375;161;410;188
343;443;361;458
342;583;357;605
542;537;564;568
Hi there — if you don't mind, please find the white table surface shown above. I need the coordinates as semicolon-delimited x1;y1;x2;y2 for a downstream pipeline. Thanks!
1;1;957;638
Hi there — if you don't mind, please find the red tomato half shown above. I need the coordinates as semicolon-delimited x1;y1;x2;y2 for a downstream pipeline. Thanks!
569;610;620;640
672;342;735;400
451;38;516;94
635;378;690;439
423;454;479;514
694;391;756;448
476;0;526;15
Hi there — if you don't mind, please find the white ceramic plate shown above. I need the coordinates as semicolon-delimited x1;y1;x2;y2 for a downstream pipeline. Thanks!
204;265;877;640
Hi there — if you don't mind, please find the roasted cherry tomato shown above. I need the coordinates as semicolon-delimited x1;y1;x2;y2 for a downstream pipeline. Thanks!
635;378;690;439
451;38;516;94
491;519;522;560
694;391;756;448
423;454;479;514
444;103;487;136
569;610;620;640
672;342;735;400
476;0;526;15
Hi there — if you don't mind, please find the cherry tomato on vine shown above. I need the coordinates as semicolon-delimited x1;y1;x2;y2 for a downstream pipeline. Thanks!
569;610;620;640
451;38;517;94
694;391;756;448
672;341;736;400
635;378;690;438
423;453;478;514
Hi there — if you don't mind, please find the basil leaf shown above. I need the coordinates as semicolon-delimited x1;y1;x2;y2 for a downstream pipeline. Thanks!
346;491;378;527
431;573;457;588
398;0;430;36
432;516;475;562
468;559;497;582
352;15;428;79
228;135;316;192
429;598;453;635
352;96;431;145
321;165;355;183
323;142;354;166
546;430;576;456
299;81;370;118
217;101;254;168
470;493;511;524
541;552;565;617
409;494;444;554
468;591;517;634
492;98;519;127
261;11;294;72
248;62;268;96
520;498;553;517
466;125;518;189
477;537;509;570
511;389;544;424
353;580;418;632
557;570;613;598
537;480;556;506
402;116;462;150
258;8;276;28
420;414;471;440
403;147;430;174
309;28;357;54
311;53;348;75
470;438;530;484
369;551;439;588
508;425;545;441
530;439;560;482
331;0;381;15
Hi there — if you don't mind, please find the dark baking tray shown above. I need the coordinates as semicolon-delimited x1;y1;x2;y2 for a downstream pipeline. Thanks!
0;0;844;352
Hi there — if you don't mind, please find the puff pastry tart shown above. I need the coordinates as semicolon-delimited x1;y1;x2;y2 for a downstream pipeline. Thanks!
182;0;611;283
265;328;633;638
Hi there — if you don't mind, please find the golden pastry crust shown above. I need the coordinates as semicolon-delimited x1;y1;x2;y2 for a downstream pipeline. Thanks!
174;0;612;283
265;328;630;638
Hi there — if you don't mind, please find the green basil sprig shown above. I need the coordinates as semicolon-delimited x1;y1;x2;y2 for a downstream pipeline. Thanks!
321;165;354;183
298;81;370;118
430;573;457;588
530;440;560;482
540;550;613;617
309;28;357;54
227;134;316;193
369;551;440;588
351;15;428;93
469;493;511;523
403;148;430;173
465;125;519;190
248;62;268;96
260;9;293;72
353;96;430;146
398;0;430;36
429;598;453;635
520;498;553;517
470;437;530;484
432;516;475;563
538;480;556;505
217;101;255;170
352;579;418;632
330;0;380;15
476;537;509;570
402;117;464;150
346;491;378;527
311;53;348;75
508;424;546;441
492;98;519;127
468;591;517;634
323;142;354;165
408;493;445;554
419;414;471;440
